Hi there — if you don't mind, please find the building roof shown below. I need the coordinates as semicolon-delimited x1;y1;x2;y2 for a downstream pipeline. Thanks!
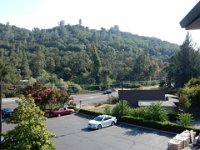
138;94;179;108
180;1;200;30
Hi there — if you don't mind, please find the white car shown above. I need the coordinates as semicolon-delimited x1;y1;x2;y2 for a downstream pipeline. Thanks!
88;115;117;129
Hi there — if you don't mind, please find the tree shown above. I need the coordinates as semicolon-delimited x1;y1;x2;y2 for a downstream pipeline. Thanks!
0;22;179;91
58;20;67;39
2;95;55;150
32;28;41;42
20;50;32;79
23;82;71;110
88;44;102;85
100;69;111;88
30;48;45;77
79;19;82;26
165;33;200;88
181;77;200;108
178;94;191;112
131;54;152;81
1;50;22;86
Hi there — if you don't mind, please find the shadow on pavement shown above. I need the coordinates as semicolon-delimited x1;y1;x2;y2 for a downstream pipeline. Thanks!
118;123;175;138
74;113;94;120
81;127;97;132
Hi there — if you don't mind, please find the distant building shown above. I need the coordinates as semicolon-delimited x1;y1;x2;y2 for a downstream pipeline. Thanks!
118;90;179;109
118;90;165;107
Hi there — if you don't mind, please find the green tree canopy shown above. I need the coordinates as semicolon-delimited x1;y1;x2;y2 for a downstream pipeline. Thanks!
165;33;200;88
23;82;72;110
2;95;55;150
0;22;179;94
88;44;102;85
180;77;200;109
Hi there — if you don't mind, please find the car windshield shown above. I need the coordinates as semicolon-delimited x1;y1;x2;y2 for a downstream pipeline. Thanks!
94;116;103;121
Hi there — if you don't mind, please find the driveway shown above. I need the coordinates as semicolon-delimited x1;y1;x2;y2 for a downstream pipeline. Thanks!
47;113;174;150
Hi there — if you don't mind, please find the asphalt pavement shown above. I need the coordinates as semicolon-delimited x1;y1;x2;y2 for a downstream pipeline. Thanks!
2;92;118;109
4;113;198;150
46;113;174;150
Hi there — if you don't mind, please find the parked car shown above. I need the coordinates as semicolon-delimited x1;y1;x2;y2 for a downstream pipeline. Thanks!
2;107;14;118
45;107;74;117
88;115;117;129
103;89;112;94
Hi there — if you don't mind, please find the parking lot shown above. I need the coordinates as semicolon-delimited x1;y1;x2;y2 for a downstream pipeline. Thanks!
2;113;175;150
45;113;174;150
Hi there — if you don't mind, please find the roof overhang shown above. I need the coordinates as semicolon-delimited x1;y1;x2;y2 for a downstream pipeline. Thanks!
180;1;200;30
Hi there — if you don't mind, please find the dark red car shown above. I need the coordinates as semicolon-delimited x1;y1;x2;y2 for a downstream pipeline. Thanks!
45;107;74;117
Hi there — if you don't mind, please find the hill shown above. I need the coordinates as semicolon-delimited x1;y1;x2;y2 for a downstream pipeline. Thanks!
0;22;179;88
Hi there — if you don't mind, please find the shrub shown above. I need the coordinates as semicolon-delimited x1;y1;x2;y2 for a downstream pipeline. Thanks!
129;102;168;122
144;102;168;121
67;100;76;109
23;82;71;110
107;95;119;104
123;83;141;89
130;107;148;119
67;84;82;93
179;94;191;112
168;111;179;122
181;77;200;108
103;105;111;115
77;108;200;133
78;109;103;116
178;113;193;126
121;116;200;133
112;100;131;119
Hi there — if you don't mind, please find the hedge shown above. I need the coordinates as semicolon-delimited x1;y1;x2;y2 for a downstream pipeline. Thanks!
78;109;103;116
121;116;200;133
77;108;200;134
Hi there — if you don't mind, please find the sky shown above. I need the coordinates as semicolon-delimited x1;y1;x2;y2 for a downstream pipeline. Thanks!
0;0;200;46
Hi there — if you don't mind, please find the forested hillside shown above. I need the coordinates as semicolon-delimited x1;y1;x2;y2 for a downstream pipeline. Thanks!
0;21;179;91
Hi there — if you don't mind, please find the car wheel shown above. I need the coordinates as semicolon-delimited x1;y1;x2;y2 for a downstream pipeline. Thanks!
58;114;61;117
97;124;102;129
47;113;53;117
111;121;115;126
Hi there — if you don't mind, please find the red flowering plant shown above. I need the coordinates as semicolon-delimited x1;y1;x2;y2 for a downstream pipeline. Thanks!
22;82;72;110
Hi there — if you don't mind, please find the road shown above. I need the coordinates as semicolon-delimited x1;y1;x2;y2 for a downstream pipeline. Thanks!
2;113;175;150
2;91;118;108
72;91;118;106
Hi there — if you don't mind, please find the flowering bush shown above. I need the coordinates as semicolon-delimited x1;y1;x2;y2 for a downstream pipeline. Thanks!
23;82;72;110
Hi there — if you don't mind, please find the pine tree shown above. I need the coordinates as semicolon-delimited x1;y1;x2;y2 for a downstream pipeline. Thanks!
165;33;200;88
88;44;102;85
